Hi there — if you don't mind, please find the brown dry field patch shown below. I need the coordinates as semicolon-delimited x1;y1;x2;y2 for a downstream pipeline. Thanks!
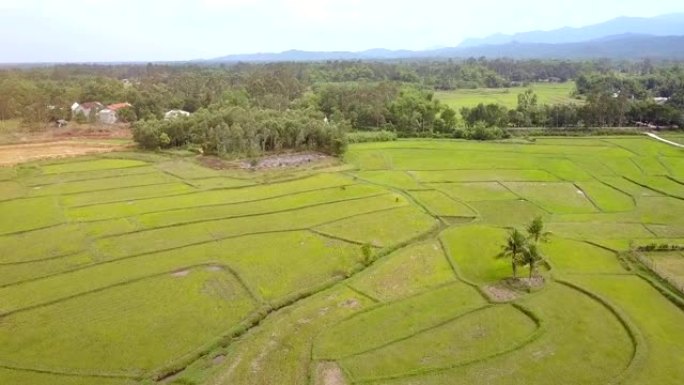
0;140;132;166
0;125;133;166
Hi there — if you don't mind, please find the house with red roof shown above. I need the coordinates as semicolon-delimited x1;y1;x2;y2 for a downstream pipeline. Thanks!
98;103;133;124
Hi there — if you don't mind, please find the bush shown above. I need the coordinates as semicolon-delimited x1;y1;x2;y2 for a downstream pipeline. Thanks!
461;121;510;141
346;130;398;143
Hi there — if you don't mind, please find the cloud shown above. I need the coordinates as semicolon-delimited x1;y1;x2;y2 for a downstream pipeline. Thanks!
201;0;259;8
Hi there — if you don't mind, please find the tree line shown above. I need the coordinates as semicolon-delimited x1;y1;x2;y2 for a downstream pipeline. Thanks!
1;58;683;155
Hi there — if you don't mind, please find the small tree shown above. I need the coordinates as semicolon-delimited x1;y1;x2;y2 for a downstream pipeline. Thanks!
498;228;528;278
527;216;550;244
521;243;543;278
361;243;373;266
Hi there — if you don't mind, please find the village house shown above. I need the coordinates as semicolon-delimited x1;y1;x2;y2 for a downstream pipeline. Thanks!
164;109;191;120
71;102;104;119
98;103;132;124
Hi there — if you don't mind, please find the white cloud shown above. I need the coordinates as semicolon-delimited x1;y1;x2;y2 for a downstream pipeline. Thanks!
201;0;259;8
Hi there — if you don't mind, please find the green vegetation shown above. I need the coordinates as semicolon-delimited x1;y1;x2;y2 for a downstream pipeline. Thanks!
435;82;577;111
346;130;398;143
1;136;684;385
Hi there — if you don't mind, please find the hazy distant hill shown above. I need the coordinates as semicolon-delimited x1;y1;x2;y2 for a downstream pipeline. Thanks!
209;35;684;63
459;13;684;47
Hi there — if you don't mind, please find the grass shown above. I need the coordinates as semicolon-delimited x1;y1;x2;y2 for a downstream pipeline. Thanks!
215;231;361;301
0;196;64;235
0;224;87;264
430;182;518;202
314;283;486;360
570;275;684;385
440;225;517;283
0;368;135;385
642;252;684;289
338;305;538;382
0;268;257;376
469;199;546;227
349;240;456;301
352;170;426;190
379;283;634;385
94;194;406;260
40;159;148;175
0;180;26;200
434;82;579;113
2;136;684;385
0;119;21;134
413;169;558;183
541;237;626;274
136;184;386;229
408;190;477;217
575;181;635;212
61;183;196;207
28;172;180;196
315;205;438;247
502;182;599;214
628;175;684;199
67;173;354;221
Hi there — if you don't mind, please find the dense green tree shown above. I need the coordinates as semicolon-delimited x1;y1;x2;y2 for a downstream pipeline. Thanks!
498;228;528;279
521;243;544;279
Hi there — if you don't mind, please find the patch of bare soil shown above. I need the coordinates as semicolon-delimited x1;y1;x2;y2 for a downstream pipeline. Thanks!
0;140;131;166
1;124;131;144
483;284;520;303
244;152;329;169
171;270;190;278
199;152;333;171
338;299;361;309
484;277;546;302
315;362;348;385
212;355;226;365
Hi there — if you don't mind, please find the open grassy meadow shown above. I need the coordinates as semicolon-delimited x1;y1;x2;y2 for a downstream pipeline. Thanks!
1;136;684;385
435;82;579;112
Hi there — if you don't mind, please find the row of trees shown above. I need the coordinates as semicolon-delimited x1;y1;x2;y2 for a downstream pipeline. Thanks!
461;89;684;129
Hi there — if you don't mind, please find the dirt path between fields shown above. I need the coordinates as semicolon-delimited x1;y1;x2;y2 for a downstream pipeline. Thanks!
0;140;131;166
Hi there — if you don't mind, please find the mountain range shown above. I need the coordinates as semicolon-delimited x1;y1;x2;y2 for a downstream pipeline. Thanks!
209;13;684;63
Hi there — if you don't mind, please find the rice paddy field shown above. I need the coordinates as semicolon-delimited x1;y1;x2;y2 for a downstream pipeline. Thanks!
1;135;684;385
434;82;579;112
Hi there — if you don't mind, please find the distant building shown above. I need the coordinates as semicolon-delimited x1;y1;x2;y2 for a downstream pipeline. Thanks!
98;103;133;124
71;102;104;118
164;110;191;120
654;97;669;105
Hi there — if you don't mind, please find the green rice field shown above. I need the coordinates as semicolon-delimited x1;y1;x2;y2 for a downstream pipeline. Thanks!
435;82;579;112
1;135;684;385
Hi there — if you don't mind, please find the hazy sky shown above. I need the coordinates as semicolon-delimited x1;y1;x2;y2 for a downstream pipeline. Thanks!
0;0;682;62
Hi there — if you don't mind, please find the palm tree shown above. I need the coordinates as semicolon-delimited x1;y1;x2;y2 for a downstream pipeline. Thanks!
498;228;528;279
527;216;550;244
522;243;544;279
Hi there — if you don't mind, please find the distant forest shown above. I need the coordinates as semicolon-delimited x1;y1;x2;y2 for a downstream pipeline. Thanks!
1;59;683;154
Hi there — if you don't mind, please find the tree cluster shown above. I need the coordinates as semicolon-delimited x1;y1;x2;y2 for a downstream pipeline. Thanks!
498;217;549;279
132;106;348;157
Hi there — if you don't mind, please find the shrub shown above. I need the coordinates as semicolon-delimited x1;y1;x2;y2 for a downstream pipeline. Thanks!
346;130;398;143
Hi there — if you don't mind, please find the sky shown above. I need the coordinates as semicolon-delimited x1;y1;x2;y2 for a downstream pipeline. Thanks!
0;0;683;62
